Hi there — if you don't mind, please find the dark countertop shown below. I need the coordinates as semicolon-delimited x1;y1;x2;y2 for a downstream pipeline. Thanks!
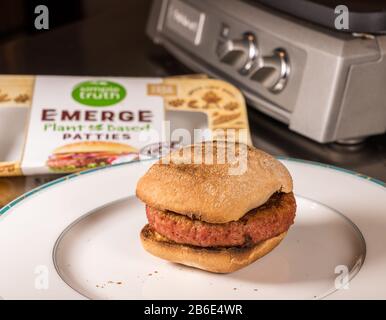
0;0;385;182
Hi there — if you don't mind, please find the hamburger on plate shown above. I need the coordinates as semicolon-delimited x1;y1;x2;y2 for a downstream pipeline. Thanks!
136;141;296;273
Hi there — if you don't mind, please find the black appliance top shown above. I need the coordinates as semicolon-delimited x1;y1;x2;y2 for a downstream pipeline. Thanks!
254;0;386;33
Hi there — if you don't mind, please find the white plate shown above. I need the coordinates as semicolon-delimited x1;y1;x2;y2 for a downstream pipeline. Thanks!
0;158;385;300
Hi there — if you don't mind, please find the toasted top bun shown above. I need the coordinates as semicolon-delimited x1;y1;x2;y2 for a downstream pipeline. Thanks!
53;141;138;154
136;141;293;223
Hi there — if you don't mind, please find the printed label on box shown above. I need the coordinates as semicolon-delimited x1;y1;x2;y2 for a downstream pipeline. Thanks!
0;75;251;176
21;76;165;174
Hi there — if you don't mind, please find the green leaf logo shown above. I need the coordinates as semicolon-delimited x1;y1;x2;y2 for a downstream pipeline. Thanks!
72;80;126;107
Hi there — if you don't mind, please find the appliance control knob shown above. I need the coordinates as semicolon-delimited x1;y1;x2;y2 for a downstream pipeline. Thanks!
216;33;258;75
250;48;290;93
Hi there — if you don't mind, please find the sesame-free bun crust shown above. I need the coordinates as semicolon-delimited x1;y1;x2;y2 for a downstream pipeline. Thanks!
53;141;138;154
136;141;293;223
141;225;286;273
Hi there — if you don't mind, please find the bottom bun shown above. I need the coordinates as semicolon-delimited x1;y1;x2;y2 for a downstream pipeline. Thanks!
140;224;287;273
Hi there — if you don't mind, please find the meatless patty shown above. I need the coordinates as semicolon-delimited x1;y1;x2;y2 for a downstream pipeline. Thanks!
146;192;296;248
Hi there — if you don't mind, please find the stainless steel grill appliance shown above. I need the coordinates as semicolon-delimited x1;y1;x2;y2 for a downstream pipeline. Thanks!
147;0;386;143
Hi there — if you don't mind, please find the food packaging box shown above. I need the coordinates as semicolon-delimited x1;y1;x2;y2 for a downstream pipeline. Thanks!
0;75;250;176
